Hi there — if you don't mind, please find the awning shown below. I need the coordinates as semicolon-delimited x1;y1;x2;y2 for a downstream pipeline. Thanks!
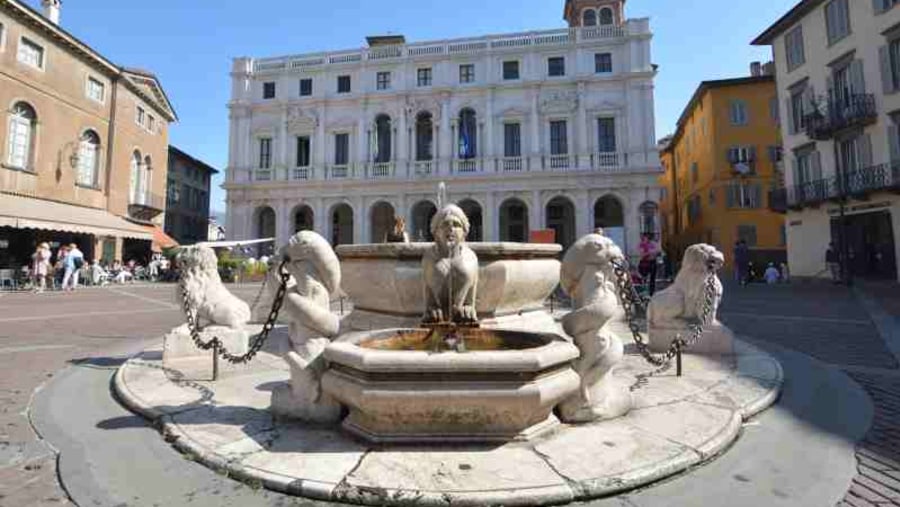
143;224;179;252
0;193;152;240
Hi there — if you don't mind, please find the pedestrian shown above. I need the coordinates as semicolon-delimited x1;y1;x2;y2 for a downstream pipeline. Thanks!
826;242;841;283
733;240;750;286
780;262;790;284
61;243;84;291
638;234;660;295
764;262;780;285
31;242;51;293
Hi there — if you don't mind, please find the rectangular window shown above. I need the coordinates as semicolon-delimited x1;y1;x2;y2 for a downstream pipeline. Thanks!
136;106;145;126
417;68;432;87
548;57;565;77
727;146;756;164
296;136;311;167
727;184;762;209
790;89;807;133
785;26;805;71
737;225;758;246
7;115;31;169
459;64;475;83
730;100;748;125
337;75;351;93
376;71;391;90
86;77;105;103
888;38;900;92
597;117;616;152
17;37;43;69
147;115;155;133
263;81;276;99
550;120;568;155
299;78;313;96
334;133;349;165
595;53;612;73
504;123;521;157
825;0;851;44
259;138;272;168
503;61;519;80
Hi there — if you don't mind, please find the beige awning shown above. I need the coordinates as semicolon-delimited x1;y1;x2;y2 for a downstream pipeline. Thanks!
0;193;152;240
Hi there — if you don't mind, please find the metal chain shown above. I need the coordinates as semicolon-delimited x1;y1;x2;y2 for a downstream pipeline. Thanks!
179;260;290;364
610;258;719;384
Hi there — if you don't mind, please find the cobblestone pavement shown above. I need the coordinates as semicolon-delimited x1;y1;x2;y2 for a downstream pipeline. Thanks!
719;281;900;507
1;280;900;506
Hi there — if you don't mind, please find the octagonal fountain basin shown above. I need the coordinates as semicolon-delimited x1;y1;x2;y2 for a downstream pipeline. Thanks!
336;242;563;331
322;327;580;443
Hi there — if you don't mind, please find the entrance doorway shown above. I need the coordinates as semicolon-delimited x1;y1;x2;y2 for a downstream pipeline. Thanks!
831;210;897;280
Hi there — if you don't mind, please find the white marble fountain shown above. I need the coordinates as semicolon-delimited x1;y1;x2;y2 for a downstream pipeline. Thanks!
114;194;784;506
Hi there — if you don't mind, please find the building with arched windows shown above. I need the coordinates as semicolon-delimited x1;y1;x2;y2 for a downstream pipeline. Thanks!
224;0;661;258
0;0;176;268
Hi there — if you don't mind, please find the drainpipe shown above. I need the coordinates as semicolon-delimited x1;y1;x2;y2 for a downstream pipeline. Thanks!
104;73;120;207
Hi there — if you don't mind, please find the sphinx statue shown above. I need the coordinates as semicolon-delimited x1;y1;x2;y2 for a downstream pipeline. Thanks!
422;204;479;325
270;231;344;423
647;243;734;355
557;231;632;423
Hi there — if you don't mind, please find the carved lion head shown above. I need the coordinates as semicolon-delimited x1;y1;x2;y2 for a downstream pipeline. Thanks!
682;244;725;274
560;231;624;296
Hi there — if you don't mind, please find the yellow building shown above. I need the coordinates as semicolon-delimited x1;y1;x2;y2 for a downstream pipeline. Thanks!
659;69;785;272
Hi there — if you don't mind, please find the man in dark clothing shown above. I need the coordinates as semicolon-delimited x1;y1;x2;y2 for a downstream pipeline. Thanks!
734;240;750;286
826;243;840;283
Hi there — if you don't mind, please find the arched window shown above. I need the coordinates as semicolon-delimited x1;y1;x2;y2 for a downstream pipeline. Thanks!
582;9;597;26
7;102;36;169
639;201;660;238
374;114;392;163
129;151;142;203
416;112;433;161
458;108;477;159
599;7;614;26
143;155;153;203
76;130;100;187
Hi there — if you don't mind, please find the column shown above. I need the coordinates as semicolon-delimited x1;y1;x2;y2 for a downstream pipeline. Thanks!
625;191;640;260
576;82;589;169
575;189;590;238
530;89;541;171
439;97;451;175
279;108;289;180
486;89;495;171
530;190;542;235
357;106;368;175
485;192;497;241
353;196;366;244
313;197;326;236
316;105;326;177
397;107;408;173
278;199;292;246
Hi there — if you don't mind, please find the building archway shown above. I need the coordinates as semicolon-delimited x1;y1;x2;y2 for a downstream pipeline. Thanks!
411;200;437;241
370;201;395;243
293;205;314;233
331;203;354;246
458;199;483;242
599;7;614;25
594;195;625;248
254;205;276;256
582;9;597;26
546;196;576;250
499;198;529;242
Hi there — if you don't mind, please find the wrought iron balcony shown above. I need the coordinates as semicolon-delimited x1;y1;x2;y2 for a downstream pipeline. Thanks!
804;94;877;141
128;191;165;222
769;163;900;212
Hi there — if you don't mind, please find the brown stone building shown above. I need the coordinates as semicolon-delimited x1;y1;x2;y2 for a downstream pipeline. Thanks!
0;0;176;269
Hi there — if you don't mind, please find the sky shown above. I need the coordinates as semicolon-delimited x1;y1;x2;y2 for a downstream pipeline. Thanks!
23;0;792;216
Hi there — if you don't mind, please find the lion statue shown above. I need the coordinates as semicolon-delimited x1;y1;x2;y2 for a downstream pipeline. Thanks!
647;243;733;355
175;245;251;329
270;231;344;423
556;231;632;423
422;203;479;325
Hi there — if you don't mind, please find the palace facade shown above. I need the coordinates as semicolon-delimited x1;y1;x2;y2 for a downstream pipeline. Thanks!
224;0;661;257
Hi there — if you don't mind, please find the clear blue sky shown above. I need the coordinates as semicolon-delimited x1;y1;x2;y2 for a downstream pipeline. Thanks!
25;0;791;215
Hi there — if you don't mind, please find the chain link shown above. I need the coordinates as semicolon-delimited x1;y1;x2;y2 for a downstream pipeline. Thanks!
179;260;290;364
610;258;719;385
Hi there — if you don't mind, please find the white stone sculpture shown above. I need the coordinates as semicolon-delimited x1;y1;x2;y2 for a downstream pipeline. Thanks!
557;232;632;423
165;246;251;362
270;231;344;423
422;204;479;325
648;243;734;355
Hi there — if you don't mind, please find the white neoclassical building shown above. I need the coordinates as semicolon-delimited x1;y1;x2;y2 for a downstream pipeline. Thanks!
224;0;661;258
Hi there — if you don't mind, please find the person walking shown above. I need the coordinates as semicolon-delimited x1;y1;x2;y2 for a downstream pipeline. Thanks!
61;243;84;292
764;262;780;285
733;240;750;286
638;234;660;295
826;242;841;283
31;242;51;293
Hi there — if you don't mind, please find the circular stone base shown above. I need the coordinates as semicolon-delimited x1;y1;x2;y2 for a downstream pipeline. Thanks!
114;333;782;506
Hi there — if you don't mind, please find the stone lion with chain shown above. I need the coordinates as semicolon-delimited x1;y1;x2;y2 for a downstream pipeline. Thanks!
647;243;734;355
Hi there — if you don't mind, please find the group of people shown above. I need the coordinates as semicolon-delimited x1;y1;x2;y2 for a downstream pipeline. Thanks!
29;242;84;293
733;240;789;285
24;242;167;292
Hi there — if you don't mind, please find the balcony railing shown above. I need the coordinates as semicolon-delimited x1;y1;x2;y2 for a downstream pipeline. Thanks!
455;159;478;173
502;157;524;172
291;167;311;180
804;94;877;141
128;191;165;222
329;165;350;179
548;154;571;170
369;162;394;179
769;163;900;212
253;168;272;181
414;160;433;176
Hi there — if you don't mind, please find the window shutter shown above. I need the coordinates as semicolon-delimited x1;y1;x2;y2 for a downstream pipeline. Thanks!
880;45;895;94
785;98;795;134
753;184;762;208
726;147;735;163
726;184;736;208
860;133;873;168
850;59;866;95
811;151;823;179
804;85;816;114
748;146;758;173
889;125;900;162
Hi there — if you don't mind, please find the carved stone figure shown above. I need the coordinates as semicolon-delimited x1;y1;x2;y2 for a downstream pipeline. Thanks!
648;243;734;355
270;231;344;423
556;232;632;423
166;245;252;362
385;216;410;243
422;204;478;325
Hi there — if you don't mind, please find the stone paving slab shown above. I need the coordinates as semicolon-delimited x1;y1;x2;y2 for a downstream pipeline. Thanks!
113;336;782;506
